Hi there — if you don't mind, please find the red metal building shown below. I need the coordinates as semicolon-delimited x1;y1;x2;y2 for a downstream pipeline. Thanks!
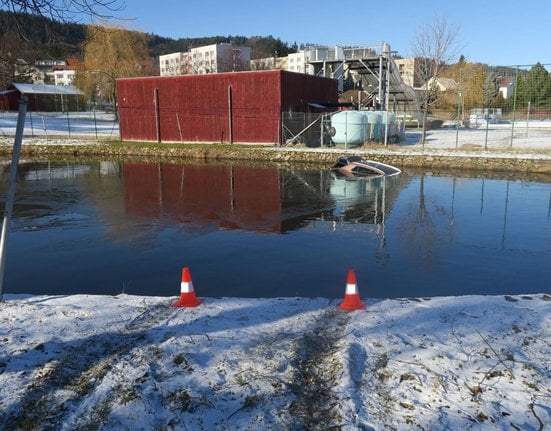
117;70;337;145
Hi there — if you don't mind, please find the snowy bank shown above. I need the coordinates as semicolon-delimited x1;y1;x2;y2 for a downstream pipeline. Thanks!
1;293;549;430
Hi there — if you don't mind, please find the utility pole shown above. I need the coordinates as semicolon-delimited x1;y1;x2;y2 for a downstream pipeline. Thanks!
0;96;28;300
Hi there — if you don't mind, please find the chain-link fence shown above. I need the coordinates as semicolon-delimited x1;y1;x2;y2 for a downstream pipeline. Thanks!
0;109;119;139
426;62;551;149
281;111;406;148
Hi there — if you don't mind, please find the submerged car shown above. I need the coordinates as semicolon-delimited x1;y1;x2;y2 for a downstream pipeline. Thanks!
333;156;401;178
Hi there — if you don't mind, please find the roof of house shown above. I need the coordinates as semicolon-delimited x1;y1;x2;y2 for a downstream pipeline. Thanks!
8;83;84;96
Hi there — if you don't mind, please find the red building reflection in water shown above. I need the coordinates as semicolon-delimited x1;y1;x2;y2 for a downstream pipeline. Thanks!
123;163;284;233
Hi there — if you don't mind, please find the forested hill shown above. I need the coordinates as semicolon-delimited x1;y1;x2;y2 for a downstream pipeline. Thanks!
0;10;297;62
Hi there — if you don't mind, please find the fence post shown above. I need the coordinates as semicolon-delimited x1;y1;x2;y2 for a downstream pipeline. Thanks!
93;101;98;139
525;100;531;137
455;70;462;148
510;66;519;147
66;108;71;137
484;109;489;150
0;96;28;301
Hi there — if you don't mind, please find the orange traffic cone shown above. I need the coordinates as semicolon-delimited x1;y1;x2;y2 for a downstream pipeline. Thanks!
173;267;202;307
338;268;366;311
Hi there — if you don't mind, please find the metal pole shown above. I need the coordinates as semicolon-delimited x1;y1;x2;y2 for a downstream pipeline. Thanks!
320;113;324;147
93;101;98;139
345;111;348;150
509;66;519;147
484;109;489;150
455;70;462;148
0;96;28;300
66;101;71;138
383;43;391;146
525;100;531;137
29;110;34;137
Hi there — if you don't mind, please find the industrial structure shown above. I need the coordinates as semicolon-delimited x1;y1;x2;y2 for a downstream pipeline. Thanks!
305;43;419;117
117;70;337;144
129;41;421;147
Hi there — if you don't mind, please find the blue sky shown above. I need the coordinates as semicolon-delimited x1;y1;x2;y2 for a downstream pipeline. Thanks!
114;0;550;66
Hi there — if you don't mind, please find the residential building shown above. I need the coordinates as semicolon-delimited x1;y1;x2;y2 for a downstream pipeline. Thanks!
159;52;191;76
13;58;77;85
251;56;288;71
498;76;514;99
190;43;251;74
394;58;418;88
424;77;458;92
53;69;76;86
159;44;251;76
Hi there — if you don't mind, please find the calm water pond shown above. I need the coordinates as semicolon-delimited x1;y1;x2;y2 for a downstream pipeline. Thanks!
1;159;550;298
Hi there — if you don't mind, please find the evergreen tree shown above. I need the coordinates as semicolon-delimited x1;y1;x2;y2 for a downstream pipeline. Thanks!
514;63;551;108
483;71;500;107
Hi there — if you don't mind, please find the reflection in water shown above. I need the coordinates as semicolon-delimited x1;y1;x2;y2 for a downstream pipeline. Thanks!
121;162;409;235
0;160;550;298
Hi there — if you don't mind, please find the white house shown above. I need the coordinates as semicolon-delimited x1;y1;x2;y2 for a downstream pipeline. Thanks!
53;69;76;86
499;77;514;99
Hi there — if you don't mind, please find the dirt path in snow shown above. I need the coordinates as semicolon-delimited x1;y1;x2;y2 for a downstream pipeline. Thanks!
286;308;352;429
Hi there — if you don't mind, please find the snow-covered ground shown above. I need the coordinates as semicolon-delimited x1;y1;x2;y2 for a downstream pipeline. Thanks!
405;120;551;151
0;291;549;430
0;111;119;140
1;111;551;151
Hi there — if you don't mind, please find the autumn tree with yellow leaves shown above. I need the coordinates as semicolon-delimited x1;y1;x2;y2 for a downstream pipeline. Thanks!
76;24;150;111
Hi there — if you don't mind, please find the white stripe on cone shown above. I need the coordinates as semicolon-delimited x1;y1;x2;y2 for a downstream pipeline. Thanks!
181;281;194;293
346;282;358;295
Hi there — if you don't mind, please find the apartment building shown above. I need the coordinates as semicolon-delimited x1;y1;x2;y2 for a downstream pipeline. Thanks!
394;58;421;88
190;43;251;74
159;52;191;76
159;43;251;76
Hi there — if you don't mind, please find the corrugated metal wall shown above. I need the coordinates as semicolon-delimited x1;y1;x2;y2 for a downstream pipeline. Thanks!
117;71;337;144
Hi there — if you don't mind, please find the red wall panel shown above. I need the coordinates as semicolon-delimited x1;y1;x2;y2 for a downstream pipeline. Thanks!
117;71;337;144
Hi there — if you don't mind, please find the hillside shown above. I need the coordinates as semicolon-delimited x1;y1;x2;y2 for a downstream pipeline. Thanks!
0;10;297;87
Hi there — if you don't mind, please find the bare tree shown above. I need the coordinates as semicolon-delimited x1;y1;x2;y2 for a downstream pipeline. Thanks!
0;0;124;24
0;1;126;88
411;14;460;146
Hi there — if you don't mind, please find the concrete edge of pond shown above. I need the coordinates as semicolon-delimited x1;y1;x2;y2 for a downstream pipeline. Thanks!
1;139;551;174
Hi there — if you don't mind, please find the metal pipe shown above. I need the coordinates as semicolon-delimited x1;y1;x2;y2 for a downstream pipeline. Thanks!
0;96;28;300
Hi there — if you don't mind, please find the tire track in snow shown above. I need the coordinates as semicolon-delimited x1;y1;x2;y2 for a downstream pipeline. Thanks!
287;308;351;429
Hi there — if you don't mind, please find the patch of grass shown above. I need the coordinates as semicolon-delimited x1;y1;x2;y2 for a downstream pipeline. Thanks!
399;401;416;411
173;353;187;366
119;388;139;405
166;389;192;412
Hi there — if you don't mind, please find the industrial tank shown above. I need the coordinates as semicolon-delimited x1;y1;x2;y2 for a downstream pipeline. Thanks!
362;110;383;141
363;111;383;124
330;111;367;146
